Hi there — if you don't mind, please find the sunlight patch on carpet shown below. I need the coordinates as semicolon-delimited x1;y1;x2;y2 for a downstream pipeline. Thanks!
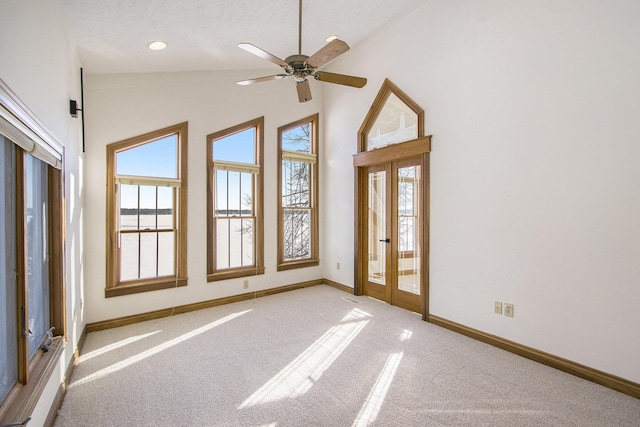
399;329;413;341
238;308;371;409
70;309;252;387
351;351;404;427
78;331;161;363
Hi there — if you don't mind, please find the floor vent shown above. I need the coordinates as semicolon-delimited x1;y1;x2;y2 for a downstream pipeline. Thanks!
342;297;360;304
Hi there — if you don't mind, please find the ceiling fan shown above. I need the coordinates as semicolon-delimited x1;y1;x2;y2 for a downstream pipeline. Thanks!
237;0;367;102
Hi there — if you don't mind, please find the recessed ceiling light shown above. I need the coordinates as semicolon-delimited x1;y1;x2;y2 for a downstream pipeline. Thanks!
147;41;167;51
325;35;338;43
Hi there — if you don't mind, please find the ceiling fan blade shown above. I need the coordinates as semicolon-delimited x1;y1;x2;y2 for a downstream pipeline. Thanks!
238;43;289;68
314;71;367;88
306;39;350;68
237;74;289;85
296;79;312;102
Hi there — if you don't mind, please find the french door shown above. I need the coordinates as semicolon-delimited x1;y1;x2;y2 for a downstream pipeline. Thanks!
362;156;425;314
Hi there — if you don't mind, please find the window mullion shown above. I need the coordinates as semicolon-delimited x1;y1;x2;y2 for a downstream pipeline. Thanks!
155;186;159;277
173;186;177;276
137;185;141;280
15;150;28;383
226;170;230;269
239;172;243;266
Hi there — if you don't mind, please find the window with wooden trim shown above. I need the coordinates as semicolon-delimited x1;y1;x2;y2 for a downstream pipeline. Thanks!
0;135;64;420
207;117;264;281
277;114;319;271
106;122;188;297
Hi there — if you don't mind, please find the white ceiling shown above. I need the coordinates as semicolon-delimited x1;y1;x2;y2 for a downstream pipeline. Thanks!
54;0;427;74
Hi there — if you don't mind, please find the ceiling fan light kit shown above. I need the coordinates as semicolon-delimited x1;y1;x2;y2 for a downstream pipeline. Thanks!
237;0;367;102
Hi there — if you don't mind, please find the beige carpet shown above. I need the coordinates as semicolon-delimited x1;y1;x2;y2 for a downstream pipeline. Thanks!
55;285;639;426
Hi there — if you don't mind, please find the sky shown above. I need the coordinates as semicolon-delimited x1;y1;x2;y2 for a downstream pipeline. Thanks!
116;124;310;213
116;135;177;178
116;129;257;212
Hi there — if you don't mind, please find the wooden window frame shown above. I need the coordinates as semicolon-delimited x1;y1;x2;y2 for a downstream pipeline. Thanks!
105;122;188;298
277;114;319;271
0;149;65;424
207;117;265;282
0;79;66;423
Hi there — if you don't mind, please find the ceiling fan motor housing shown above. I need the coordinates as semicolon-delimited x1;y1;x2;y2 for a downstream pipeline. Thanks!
285;54;311;69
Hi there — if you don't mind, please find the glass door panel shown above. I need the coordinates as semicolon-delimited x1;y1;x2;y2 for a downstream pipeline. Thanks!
397;165;421;296
368;170;386;285
361;157;424;315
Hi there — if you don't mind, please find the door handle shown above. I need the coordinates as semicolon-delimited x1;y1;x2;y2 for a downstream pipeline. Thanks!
379;238;390;243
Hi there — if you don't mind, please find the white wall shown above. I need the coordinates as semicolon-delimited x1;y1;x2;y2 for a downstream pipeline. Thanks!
83;71;323;323
321;0;640;383
0;0;85;424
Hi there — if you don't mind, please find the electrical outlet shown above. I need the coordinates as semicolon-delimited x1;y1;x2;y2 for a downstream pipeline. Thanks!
243;280;249;290
494;301;503;314
504;303;514;318
337;262;341;270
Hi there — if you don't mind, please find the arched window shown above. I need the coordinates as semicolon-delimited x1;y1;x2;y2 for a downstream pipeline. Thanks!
207;117;264;281
105;122;188;297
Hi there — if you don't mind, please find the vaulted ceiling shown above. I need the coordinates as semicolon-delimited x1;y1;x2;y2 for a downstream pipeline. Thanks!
54;0;427;74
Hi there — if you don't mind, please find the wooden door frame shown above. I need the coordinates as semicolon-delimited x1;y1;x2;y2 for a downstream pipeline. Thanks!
353;78;431;320
354;145;430;319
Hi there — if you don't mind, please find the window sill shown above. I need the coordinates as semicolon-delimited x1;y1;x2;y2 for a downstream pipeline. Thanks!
105;277;187;298
207;267;265;282
0;338;64;425
277;259;319;272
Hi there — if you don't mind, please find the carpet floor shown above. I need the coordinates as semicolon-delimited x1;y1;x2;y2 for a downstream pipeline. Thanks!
54;285;640;426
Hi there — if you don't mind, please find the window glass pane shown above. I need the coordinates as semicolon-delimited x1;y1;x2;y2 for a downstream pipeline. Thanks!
116;135;177;178
397;165;421;296
158;231;175;276
138;186;156;229
240;172;253;216
139;232;158;279
215;170;228;216
120;233;139;282
283;209;310;261
121;232;171;281
215;171;254;218
157;187;173;230
216;219;229;269
398;166;418;252
368;171;386;285
240;219;255;266
282;161;310;208
282;123;311;153
226;171;241;213
25;154;49;360
213;128;255;163
367;92;418;150
216;218;255;269
399;217;415;252
119;184;174;241
0;136;17;402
